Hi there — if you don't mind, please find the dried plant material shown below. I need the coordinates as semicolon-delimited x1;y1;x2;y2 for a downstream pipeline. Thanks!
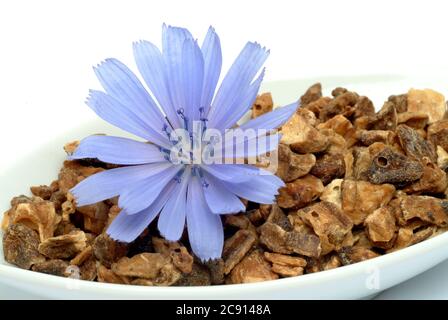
388;94;408;113
11;199;59;242
338;247;379;265
271;264;304;277
317;115;353;137
397;112;429;129
400;196;448;227
319;128;347;156
300;83;322;105
77;256;97;281
353;96;375;118
280;111;329;154
277;174;324;209
5;83;448;286
112;253;170;279
397;125;436;162
225;214;256;232
31;259;72;277
310;153;345;185
229;250;278;284
285;230;322;258
390;226;437;252
3;224;45;269
152;237;194;274
320;91;358;121
203;259;225;285
357;130;395;146
297;201;353;254
61;193;76;222
105;205;121;229
38;230;87;259
320;179;342;209
349;147;371;180
76;202;109;234
428;120;448;152
1;211;11;232
304;97;332;116
70;246;93;266
322;254;342;270
276;144;316;182
436;146;448;170
64;140;80;154
364;207;397;243
367;147;423;185
93;233;128;268
263;252;307;267
403;158;447;194
131;279;154;286
252;92;273;118
266;204;292;231
352;230;373;249
97;263;130;284
30;185;53;200
407;88;446;124
259;222;291;254
153;263;182;286
175;263;212;286
246;209;266;226
58;160;104;192
223;230;257;274
369;102;397;131
341;180;395;225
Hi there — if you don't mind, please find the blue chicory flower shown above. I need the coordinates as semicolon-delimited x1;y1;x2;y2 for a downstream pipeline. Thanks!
69;25;298;261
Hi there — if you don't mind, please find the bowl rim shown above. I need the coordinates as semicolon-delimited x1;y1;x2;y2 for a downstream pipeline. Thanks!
1;229;447;294
2;76;448;296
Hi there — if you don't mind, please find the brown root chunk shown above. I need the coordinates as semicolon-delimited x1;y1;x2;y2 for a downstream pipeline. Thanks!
276;144;316;182
428;119;448;152
31;259;72;277
300;83;322;105
229;250;278;284
297;201;353;254
285;230;322;258
341;179;395;225
368;102;397;131
252;92;273;118
277;175;324;209
407;89;446;124
400;195;448;227
397;112;428;129
152;237;193;274
3;224;45;269
222;230;257;274
367;147;423;185
338;247;379;265
281;111;329;153
259;222;291;254
38;230;87;259
364;206;397;243
310;153;346;185
320;179;342;209
112;253;170;279
10;199;59;242
403;157;447;194
93;233;128;268
396;125;436;162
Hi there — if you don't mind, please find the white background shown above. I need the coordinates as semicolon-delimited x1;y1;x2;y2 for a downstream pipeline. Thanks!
1;0;448;169
1;0;448;299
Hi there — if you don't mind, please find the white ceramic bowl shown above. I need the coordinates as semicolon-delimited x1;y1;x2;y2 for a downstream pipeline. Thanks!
1;76;448;299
